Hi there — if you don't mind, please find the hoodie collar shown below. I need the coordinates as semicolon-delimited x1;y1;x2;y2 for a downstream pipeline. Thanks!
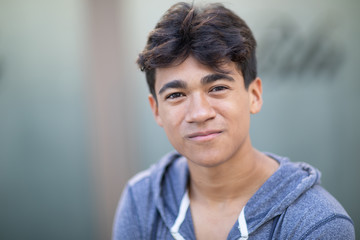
244;152;321;234
150;152;321;237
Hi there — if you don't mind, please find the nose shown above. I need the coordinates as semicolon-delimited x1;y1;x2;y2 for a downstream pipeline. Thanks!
185;93;216;123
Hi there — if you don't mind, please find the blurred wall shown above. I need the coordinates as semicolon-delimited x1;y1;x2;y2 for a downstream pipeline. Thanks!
0;0;141;239
0;0;96;239
0;0;359;239
86;0;138;239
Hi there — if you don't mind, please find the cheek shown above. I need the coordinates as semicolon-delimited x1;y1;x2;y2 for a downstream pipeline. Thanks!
216;96;249;118
218;99;250;131
158;106;185;132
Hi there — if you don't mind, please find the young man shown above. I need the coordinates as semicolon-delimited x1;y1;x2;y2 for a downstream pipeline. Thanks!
113;2;355;239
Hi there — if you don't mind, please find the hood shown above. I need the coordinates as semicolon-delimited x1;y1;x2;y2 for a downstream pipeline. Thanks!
149;152;190;232
244;152;321;234
148;151;321;236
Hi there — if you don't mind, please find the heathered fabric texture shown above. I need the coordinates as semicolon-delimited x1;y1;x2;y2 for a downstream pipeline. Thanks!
113;152;355;239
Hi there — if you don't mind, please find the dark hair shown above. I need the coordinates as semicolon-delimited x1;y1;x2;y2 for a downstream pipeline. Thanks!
137;2;257;100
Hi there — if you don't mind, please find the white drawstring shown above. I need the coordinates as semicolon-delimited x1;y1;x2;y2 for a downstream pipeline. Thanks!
170;191;249;240
170;191;190;240
238;207;249;240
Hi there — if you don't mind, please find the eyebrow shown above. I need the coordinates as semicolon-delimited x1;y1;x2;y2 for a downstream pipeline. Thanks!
158;73;234;95
201;73;234;85
158;80;187;95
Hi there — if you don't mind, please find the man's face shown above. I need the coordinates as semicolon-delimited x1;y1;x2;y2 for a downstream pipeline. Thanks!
149;56;263;167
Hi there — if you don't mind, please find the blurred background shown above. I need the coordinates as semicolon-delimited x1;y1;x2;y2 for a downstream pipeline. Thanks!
0;0;359;239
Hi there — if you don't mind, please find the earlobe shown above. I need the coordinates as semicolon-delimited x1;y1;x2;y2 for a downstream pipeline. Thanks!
249;78;263;114
148;94;163;127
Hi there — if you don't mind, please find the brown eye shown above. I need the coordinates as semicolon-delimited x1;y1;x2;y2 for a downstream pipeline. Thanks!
166;92;185;99
210;86;228;92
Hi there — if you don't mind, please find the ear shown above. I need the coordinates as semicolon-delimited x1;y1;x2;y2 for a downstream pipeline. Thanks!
248;77;263;114
148;94;163;127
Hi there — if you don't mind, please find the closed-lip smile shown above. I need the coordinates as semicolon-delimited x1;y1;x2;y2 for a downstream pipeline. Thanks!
186;130;223;141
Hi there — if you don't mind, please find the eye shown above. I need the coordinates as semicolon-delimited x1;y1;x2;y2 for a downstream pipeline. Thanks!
165;92;186;100
210;85;228;92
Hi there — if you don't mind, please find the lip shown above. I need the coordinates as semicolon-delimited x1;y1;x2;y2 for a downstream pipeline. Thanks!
186;130;223;142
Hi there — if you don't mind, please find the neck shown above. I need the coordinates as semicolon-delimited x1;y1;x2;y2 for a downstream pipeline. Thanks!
187;147;278;206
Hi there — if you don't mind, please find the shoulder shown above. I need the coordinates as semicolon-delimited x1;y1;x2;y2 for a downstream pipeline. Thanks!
112;169;153;240
118;151;182;208
126;151;184;196
112;151;185;240
280;185;355;239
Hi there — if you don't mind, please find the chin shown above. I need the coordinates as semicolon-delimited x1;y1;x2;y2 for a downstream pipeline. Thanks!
185;153;229;168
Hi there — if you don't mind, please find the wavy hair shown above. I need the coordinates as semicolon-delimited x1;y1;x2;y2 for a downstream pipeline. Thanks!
137;2;257;99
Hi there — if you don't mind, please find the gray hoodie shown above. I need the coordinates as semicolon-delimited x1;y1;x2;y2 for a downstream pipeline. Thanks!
113;152;355;239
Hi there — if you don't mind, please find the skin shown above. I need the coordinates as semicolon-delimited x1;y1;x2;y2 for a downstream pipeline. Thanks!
149;55;278;240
